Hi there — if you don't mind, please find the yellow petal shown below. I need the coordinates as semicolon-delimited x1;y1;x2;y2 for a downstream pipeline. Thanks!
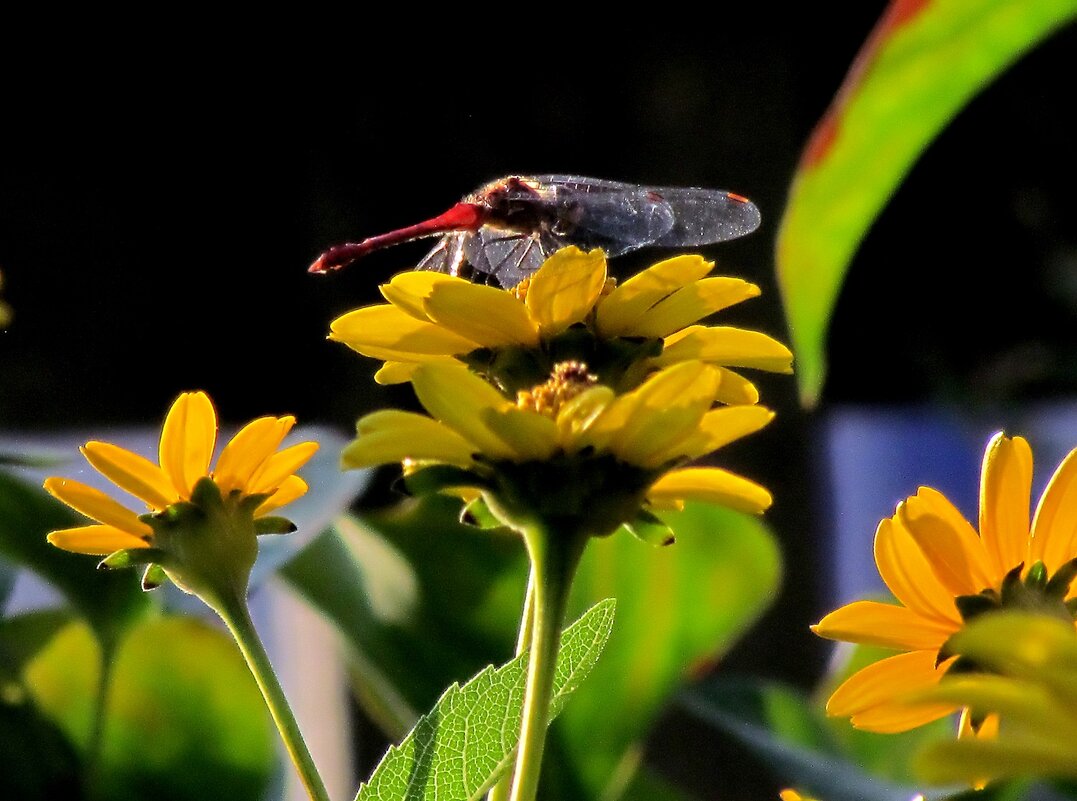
374;361;422;385
423;281;540;348
630;278;761;339
525;247;606;335
81;442;177;511
657;325;793;373
214;416;295;494
43;478;152;538
658;405;775;464
159;391;217;498
481;407;558;461
979;433;1033;579
247;441;320;494
900;487;995;596
595;254;714;336
1030;444;1077;573
344;409;477;468
411;364;517;460
874;516;962;626
646;467;772;515
826;651;956;732
712;367;760;405
556;386;615;449
47;524;152;555
812;600;954;651
614;364;721;466
330;305;480;357
380;271;464;321
254;475;308;516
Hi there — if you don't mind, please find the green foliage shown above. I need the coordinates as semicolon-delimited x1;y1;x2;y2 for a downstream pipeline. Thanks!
282;497;781;799
776;0;1077;405
24;615;275;801
354;599;615;801
0;471;150;648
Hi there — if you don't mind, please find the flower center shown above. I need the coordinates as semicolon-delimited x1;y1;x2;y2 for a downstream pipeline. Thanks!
515;361;598;417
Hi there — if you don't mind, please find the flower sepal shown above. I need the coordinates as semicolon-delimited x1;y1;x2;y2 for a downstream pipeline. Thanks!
622;510;676;547
140;476;260;606
98;547;168;570
255;516;299;536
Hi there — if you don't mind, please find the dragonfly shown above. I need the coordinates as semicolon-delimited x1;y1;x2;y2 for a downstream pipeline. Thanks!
309;174;761;288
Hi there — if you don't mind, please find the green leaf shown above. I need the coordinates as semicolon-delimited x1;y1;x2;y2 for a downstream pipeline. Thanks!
555;501;781;796
679;677;930;801
0;471;149;647
0;609;73;685
354;599;616;801
776;0;1077;406
282;498;780;800
23;615;275;801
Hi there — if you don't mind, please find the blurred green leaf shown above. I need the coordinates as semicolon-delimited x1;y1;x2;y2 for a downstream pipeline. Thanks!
355;599;615;801
0;471;149;647
679;677;928;801
0;689;84;800
283;498;780;800
0;609;72;685
556;501;781;797
23;615;274;801
776;0;1077;406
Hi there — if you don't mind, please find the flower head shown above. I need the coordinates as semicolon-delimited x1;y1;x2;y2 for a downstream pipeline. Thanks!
44;391;318;600
343;359;773;537
329;246;791;403
813;433;1077;734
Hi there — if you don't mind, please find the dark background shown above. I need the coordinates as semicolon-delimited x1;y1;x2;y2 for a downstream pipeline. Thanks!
2;9;1075;798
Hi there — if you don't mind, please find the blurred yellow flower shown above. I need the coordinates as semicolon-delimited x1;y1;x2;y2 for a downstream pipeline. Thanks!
813;432;1077;733
0;269;10;328
329;246;791;403
914;613;1077;785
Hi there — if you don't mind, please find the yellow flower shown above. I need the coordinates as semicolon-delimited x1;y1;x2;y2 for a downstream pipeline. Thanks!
43;391;318;596
813;432;1077;734
344;359;773;536
329;246;791;403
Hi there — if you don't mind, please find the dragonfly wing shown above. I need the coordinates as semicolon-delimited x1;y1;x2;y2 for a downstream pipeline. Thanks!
464;229;553;288
647;188;762;246
417;233;468;276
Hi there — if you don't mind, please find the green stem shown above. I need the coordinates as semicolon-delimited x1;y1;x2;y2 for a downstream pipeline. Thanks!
214;591;332;801
508;525;586;801
84;637;117;792
488;566;537;801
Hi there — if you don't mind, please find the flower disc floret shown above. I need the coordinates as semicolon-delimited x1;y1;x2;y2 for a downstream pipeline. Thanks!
329;246;792;402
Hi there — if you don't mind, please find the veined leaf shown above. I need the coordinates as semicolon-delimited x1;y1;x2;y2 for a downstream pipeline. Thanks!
776;0;1077;406
354;599;616;801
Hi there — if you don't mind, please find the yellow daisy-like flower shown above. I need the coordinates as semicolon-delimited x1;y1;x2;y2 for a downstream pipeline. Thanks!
329;246;792;404
43;391;318;597
813;432;1077;734
344;359;773;537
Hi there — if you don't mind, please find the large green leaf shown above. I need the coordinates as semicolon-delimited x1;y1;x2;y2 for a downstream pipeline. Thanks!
23;615;275;801
776;0;1077;406
355;599;615;801
0;471;149;647
282;498;780;800
555;501;782;796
